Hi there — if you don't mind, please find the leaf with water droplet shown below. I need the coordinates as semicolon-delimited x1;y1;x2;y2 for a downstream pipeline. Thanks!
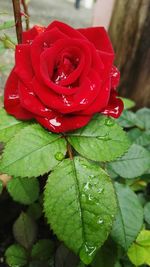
44;157;117;264
104;117;115;126
55;152;65;161
0;124;67;177
67;114;130;162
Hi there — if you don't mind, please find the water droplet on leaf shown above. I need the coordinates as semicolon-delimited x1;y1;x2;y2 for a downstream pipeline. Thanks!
55;152;64;161
97;133;110;141
97;218;103;224
105;117;115;126
80;243;97;265
97;188;104;194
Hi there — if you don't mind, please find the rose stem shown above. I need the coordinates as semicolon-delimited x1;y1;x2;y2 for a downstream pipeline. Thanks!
67;142;73;160
12;0;23;44
21;0;30;30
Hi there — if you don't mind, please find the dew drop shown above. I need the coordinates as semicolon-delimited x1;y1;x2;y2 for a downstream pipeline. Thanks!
105;117;115;126
84;182;90;191
80;98;88;105
97;133;110;141
43;42;48;48
88;194;93;201
80;243;97;265
49;118;61;127
89;174;95;179
97;218;103;224
97;188;104;194
55;152;64;161
82;164;88;168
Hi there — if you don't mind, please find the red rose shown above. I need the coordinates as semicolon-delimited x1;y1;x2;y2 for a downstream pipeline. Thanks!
4;21;123;133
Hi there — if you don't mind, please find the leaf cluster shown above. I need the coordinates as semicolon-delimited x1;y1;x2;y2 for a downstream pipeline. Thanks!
0;98;150;267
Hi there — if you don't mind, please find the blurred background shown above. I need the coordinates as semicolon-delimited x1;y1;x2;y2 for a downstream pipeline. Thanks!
0;0;150;108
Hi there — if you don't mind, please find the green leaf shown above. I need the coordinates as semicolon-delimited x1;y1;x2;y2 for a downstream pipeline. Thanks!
5;244;28;267
44;157;117;265
91;239;117;267
55;244;78;267
31;239;54;261
7;177;40;205
111;183;143;250
109;144;150;178
0;20;15;30
136;108;150;130
0;108;29;143
116;110;136;128
13;212;37;249
0;179;3;194
29;261;49;267
0;95;3;108
0;124;66;177
127;230;150;266
120;97;135;110
144;202;150;225
128;128;150;147
67;115;130;162
27;202;42;220
114;262;121;267
77;262;86;267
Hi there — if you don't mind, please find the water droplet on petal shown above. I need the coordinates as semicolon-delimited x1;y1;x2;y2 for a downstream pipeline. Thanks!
49;118;61;127
43;42;48;49
90;84;95;91
62;95;71;106
80;98;88;105
55;152;64;161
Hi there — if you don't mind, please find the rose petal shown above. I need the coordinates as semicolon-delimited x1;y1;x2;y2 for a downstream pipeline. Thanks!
15;44;33;87
111;66;120;89
18;81;52;117
97;50;114;81
4;69;33;120
22;25;46;44
40;44;86;88
101;90;124;118
78;27;114;54
78;27;114;80
40;38;94;92
33;69;101;114
46;20;86;40
31;27;68;79
36;113;92;133
78;77;111;115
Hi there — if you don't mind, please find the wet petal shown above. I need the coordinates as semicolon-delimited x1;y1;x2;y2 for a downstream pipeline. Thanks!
18;81;52;117
22;25;46;44
4;69;33;120
15;44;34;87
101;90;124;118
36;113;92;133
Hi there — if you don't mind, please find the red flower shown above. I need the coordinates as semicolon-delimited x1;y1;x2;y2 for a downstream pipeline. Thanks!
4;21;123;133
